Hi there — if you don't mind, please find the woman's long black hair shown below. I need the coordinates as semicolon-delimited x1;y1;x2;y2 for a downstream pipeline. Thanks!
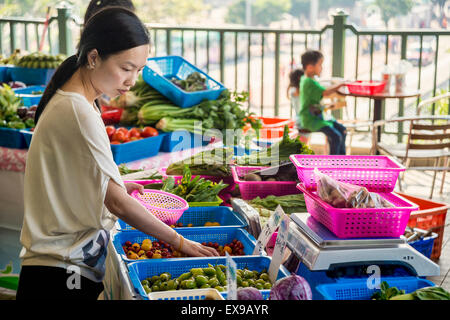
35;6;149;125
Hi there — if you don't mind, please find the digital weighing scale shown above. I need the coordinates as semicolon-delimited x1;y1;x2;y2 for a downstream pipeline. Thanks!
283;212;440;299
286;212;440;277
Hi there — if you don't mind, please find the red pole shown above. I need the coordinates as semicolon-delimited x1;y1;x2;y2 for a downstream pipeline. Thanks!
39;7;51;52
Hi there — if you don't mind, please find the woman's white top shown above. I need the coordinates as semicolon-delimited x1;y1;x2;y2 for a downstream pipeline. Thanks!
20;89;125;283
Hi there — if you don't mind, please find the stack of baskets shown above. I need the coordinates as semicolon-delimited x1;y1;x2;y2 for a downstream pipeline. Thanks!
112;179;290;301
289;155;419;239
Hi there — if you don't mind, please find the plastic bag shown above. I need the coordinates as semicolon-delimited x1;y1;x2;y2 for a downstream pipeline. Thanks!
313;168;393;209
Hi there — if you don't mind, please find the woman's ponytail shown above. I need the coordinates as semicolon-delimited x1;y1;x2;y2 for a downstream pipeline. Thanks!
34;54;80;125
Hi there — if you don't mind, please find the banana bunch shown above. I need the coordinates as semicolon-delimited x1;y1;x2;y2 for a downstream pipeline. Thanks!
15;52;66;69
1;49;23;65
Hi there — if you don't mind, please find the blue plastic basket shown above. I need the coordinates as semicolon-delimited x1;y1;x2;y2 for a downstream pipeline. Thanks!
0;127;27;149
13;85;46;106
0;65;12;82
9;67;55;85
159;130;211;153
20;129;33;148
143;56;225;108
316;277;435;300
116;206;247;232
110;133;164;164
128;256;289;300
409;233;438;259
113;227;257;263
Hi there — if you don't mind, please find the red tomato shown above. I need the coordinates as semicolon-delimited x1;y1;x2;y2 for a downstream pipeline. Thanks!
129;136;140;142
110;141;121;145
129;128;141;138
106;126;116;139
141;126;158;138
111;131;126;143
116;127;128;135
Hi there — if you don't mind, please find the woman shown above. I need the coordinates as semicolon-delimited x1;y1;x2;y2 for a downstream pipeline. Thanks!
16;7;218;300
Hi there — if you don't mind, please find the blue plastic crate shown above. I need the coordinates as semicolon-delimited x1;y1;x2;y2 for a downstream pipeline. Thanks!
160;130;211;152
0;127;27;149
0;65;12;82
13;85;46;106
9;67;55;85
316;277;435;300
143;56;225;108
128;256;289;300
409;233;438;259
110;133;164;164
113;227;257;263
116;206;247;232
20;129;33;148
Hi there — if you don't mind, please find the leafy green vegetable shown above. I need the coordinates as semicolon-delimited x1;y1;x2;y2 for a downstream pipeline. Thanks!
371;281;405;300
389;286;450;300
249;194;307;214
372;281;450;300
166;148;234;177
162;165;228;203
0;84;23;121
236;125;314;166
171;72;207;92
156;117;210;135
118;164;144;175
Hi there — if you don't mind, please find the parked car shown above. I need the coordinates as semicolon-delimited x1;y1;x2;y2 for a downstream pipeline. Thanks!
407;43;434;67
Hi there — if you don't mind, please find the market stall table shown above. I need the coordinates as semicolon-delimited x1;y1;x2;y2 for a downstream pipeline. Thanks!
337;87;421;144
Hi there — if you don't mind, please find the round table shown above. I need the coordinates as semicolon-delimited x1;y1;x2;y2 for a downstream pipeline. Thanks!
337;87;421;143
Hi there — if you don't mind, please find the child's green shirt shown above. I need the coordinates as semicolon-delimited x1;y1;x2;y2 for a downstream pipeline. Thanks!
298;76;333;131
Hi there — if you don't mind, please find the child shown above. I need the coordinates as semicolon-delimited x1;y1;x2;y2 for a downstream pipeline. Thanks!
298;50;347;155
287;68;304;117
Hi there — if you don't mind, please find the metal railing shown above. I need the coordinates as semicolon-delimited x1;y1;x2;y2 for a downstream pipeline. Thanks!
1;7;449;140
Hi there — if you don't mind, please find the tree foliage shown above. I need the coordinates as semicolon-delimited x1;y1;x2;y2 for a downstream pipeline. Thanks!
225;0;291;26
374;0;414;27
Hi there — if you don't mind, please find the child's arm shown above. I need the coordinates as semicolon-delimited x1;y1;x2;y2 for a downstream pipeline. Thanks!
322;82;346;97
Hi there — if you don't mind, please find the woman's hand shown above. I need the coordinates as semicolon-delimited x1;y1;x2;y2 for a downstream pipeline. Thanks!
180;237;220;257
124;182;144;195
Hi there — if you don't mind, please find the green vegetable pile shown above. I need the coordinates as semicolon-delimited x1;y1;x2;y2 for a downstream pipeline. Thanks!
0;84;34;130
236;125;314;166
170;72;207;92
110;76;261;142
118;164;163;180
249;194;307;215
165;147;234;178
140;264;272;294
371;281;450;300
162;165;228;203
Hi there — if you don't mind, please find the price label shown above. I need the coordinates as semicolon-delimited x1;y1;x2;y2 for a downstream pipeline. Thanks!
268;214;290;284
226;252;237;300
252;205;285;255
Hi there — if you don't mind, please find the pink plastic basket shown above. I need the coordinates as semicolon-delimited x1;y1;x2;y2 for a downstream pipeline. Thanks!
131;189;189;225
297;183;418;238
289;155;405;193
345;81;386;95
231;166;299;200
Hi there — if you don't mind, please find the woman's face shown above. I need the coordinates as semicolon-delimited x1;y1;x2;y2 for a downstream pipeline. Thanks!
89;44;149;98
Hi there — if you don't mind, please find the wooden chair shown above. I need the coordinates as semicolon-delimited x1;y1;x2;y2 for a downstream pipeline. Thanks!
372;115;450;199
